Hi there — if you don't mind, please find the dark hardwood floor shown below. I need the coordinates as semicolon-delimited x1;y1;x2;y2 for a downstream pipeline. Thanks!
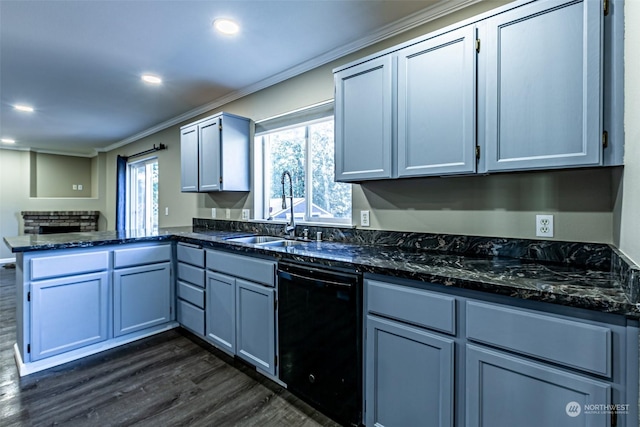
0;265;341;427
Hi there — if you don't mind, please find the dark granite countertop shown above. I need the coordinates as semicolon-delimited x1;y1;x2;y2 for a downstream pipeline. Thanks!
4;225;639;319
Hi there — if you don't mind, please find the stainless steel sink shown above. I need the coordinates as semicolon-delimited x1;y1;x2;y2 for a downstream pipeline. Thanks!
259;239;305;248
226;235;283;244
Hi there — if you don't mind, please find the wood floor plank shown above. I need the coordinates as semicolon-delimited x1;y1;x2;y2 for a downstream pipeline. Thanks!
0;266;342;427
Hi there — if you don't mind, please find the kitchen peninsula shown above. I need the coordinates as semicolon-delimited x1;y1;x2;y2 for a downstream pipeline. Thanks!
4;220;640;426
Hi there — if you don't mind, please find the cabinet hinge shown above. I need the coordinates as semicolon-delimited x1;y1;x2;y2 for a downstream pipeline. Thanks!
475;145;480;160
27;344;30;354
475;38;481;53
27;291;30;302
611;406;617;427
602;130;609;148
604;0;609;16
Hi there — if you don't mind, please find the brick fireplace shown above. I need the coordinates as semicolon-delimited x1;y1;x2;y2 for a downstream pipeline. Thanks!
21;211;100;234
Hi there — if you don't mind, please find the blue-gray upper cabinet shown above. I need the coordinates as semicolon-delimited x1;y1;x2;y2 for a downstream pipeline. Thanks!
180;124;199;192
480;0;603;172
334;56;393;182
30;271;109;361
397;25;477;177
180;112;251;192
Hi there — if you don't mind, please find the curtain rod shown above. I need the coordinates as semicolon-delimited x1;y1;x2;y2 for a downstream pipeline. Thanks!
122;143;167;160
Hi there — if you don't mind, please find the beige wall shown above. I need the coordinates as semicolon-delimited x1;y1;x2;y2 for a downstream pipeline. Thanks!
354;168;618;243
33;152;93;198
618;0;640;265
5;0;633;260
0;150;108;260
103;0;621;246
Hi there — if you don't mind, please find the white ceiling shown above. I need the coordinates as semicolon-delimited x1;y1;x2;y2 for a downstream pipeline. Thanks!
0;0;479;156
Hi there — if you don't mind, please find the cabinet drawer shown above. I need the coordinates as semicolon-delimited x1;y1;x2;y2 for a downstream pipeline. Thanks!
177;281;205;309
367;280;456;335
466;301;612;377
31;250;109;280
113;244;171;268
177;243;205;267
178;263;205;288
206;250;276;287
177;299;205;336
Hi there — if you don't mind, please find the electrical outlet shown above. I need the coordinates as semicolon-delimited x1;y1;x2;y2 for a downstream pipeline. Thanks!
72;184;77;190
360;210;370;227
165;207;169;216
211;208;216;219
78;184;83;190
242;209;250;220
225;209;231;219
536;214;553;238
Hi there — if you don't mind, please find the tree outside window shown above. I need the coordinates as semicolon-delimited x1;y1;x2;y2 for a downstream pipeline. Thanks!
261;117;351;224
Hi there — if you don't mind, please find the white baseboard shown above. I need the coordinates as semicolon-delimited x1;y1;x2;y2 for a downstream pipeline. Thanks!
15;322;179;376
0;257;16;265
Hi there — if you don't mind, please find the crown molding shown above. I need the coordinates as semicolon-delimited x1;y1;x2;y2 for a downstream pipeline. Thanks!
0;146;97;157
102;0;484;153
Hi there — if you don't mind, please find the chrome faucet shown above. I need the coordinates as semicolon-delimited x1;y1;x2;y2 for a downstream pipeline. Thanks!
281;170;295;238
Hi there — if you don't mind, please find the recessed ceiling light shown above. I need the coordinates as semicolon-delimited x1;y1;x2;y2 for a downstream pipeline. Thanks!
1;138;16;144
142;74;162;84
213;18;239;35
14;104;34;112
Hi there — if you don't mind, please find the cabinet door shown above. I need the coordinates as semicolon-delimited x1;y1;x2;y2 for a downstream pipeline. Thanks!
180;124;199;192
199;117;222;192
235;279;276;376
466;344;610;427
397;25;476;177
31;272;109;361
335;56;393;181
206;271;236;353
366;315;454;427
113;262;172;337
482;0;602;172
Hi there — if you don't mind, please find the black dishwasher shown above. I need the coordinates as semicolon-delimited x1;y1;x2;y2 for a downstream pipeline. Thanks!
278;261;362;426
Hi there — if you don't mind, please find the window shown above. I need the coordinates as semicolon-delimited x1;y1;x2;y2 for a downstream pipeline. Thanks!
257;112;351;225
127;157;158;230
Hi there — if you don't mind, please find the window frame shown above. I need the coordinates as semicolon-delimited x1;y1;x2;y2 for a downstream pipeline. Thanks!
254;103;351;226
126;156;159;231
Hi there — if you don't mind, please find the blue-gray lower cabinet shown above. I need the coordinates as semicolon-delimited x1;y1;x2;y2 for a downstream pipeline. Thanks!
113;262;172;337
205;271;236;354
366;315;454;427
30;271;109;361
364;275;638;427
466;344;611;427
176;243;206;337
236;279;276;376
